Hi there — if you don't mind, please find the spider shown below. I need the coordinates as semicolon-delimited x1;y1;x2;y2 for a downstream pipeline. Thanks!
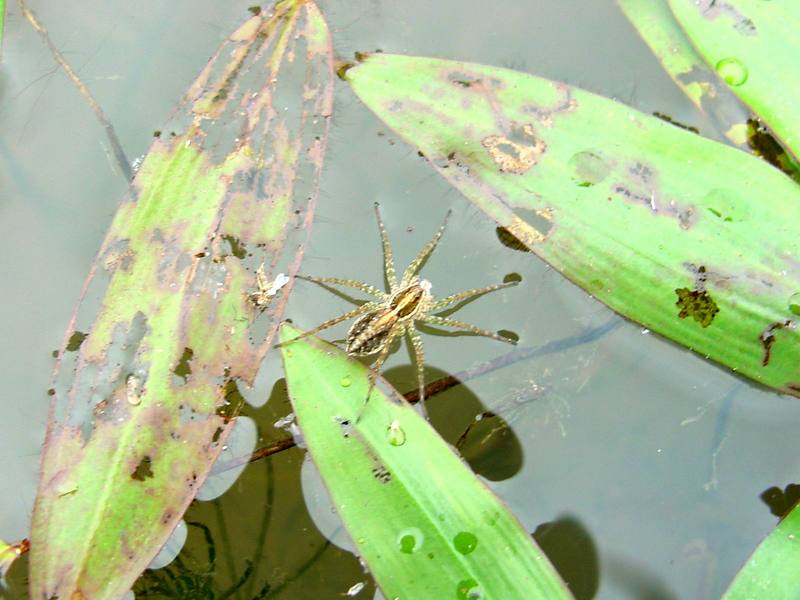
287;203;519;417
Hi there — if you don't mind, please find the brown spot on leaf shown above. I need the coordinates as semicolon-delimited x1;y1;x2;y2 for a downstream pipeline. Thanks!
481;123;545;174
335;60;354;80
652;112;699;134
221;234;247;259
694;0;756;35
760;320;795;366
212;426;224;443
131;456;154;481
66;331;88;352
675;287;719;327
613;161;697;229
93;398;109;418
217;378;245;422
173;347;194;383
372;465;392;484
747;119;799;179
448;71;479;88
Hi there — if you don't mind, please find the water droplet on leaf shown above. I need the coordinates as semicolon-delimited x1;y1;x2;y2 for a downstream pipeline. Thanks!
716;57;748;86
457;578;483;600
396;527;423;554
789;292;800;316
453;531;479;555
386;420;406;446
567;150;611;186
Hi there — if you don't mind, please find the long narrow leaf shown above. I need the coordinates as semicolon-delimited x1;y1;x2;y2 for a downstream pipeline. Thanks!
279;324;571;600
668;0;800;161
724;507;800;598
346;53;800;396
30;3;333;597
616;0;751;145
0;0;5;58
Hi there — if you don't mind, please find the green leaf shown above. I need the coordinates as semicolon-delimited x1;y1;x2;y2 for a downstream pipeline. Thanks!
616;0;751;145
0;539;26;581
0;0;5;59
279;324;571;600
346;53;800;396
667;0;800;161
30;3;333;597
724;507;800;598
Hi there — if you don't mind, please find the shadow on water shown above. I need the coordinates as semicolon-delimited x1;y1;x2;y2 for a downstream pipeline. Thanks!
130;378;376;600
384;363;524;482
533;516;600;600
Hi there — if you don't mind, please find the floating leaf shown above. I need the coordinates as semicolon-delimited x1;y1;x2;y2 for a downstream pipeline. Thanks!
0;0;5;59
667;0;800;161
0;538;28;581
279;324;570;600
346;53;800;396
616;0;751;145
724;506;800;598
30;2;333;597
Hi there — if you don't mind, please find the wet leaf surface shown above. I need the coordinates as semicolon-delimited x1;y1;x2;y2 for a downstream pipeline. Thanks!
346;52;800;397
616;0;752;146
279;323;570;600
29;2;333;597
668;0;800;161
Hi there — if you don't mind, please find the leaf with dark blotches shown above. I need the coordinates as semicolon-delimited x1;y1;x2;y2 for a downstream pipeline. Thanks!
668;0;800;162
346;53;800;397
616;0;752;147
29;2;333;598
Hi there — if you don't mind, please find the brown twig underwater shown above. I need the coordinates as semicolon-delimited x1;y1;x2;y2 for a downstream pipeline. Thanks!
18;0;133;179
211;317;622;474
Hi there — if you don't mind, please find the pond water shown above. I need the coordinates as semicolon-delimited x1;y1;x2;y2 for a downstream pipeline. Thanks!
2;0;798;598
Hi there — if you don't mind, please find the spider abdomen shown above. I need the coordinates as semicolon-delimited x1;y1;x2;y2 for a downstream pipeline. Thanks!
389;283;428;320
347;308;398;356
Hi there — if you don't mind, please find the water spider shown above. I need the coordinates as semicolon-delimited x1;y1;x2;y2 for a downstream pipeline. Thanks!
286;203;519;418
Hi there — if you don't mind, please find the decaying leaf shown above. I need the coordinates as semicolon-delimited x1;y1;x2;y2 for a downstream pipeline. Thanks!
30;2;333;597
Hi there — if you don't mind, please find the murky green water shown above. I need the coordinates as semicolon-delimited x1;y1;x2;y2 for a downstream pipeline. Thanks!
2;1;799;598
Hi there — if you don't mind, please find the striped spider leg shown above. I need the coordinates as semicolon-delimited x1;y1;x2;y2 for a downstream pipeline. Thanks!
287;202;519;419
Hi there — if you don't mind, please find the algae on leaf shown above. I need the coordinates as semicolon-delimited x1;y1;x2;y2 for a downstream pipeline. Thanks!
279;324;570;600
29;3;333;598
667;0;800;161
616;0;751;146
346;53;800;396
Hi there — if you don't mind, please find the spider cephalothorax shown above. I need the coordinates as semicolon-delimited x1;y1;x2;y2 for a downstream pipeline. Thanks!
287;203;518;416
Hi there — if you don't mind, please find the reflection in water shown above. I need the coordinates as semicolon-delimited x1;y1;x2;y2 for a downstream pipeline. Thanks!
300;454;358;554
